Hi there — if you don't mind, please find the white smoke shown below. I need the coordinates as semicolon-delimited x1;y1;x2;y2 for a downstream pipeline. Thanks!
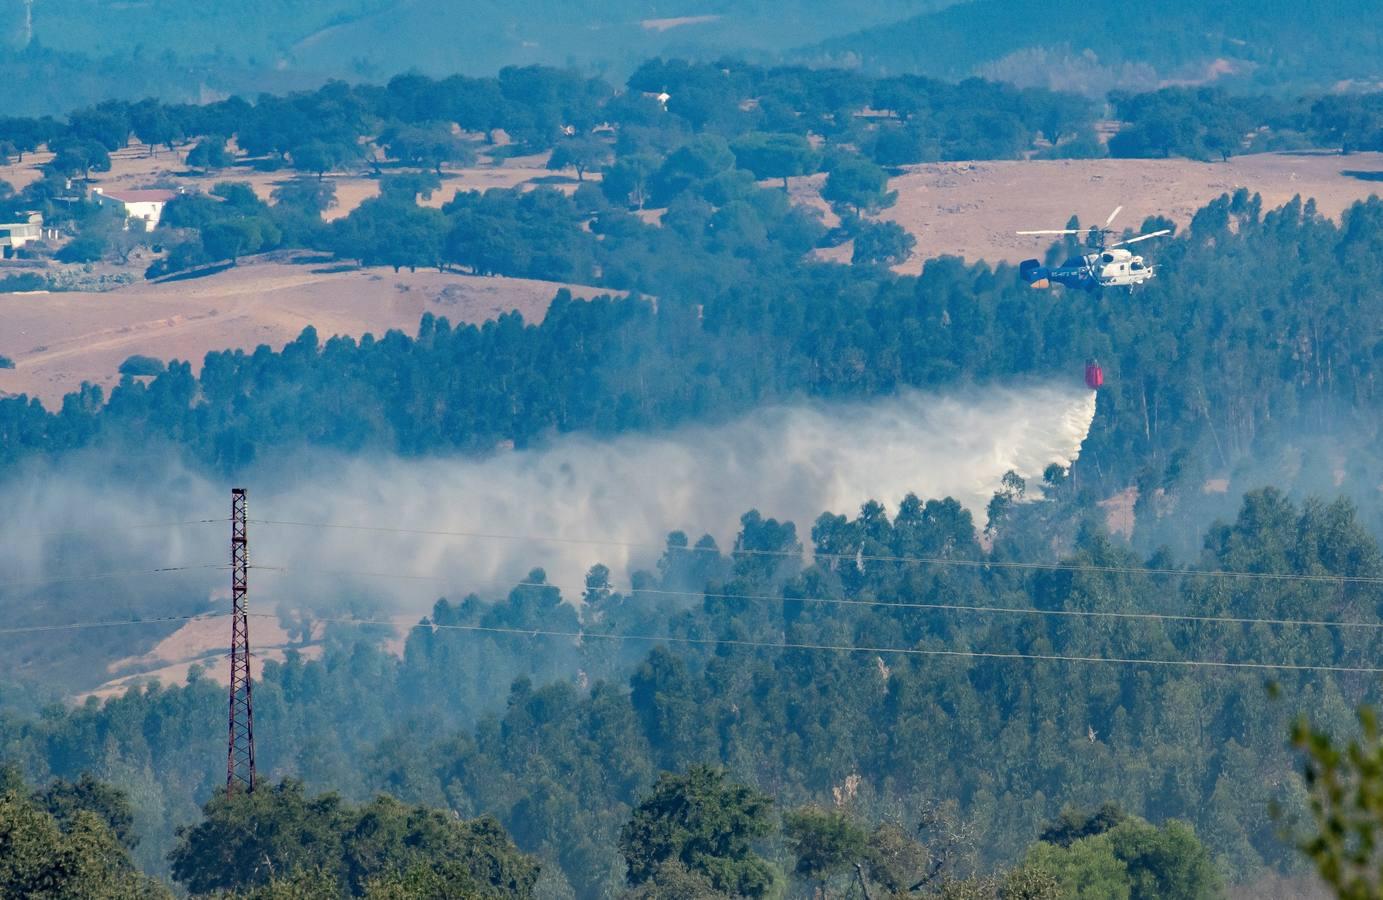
0;382;1096;611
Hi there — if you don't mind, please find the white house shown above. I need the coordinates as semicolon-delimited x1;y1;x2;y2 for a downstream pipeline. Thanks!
0;213;44;258
91;187;180;229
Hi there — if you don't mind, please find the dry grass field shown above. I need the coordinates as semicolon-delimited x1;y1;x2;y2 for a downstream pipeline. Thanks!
78;603;433;700
0;260;612;406
795;151;1383;270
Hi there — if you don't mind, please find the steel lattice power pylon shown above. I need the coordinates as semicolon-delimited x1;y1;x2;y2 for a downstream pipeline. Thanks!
227;488;256;792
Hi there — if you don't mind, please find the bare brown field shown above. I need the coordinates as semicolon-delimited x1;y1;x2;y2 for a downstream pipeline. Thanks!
82;612;308;702
0;260;613;406
0;150;54;190
793;152;1383;271
80;609;420;701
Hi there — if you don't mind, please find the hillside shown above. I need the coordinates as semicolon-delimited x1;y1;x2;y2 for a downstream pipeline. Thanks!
7;23;1383;899
0;0;952;114
810;0;1383;93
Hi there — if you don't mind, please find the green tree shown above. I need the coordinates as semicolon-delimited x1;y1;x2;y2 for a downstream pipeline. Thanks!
39;773;140;849
47;138;111;180
783;806;870;897
870;125;936;167
231;870;339;899
56;231;110;263
1292;707;1383;899
547;136;612;182
821;157;895;216
130;99;181;156
0;116;57;161
861;822;930;893
1024;836;1131;900
730;132;816;190
272;177;337;216
383;122;475;174
1041;804;1128;848
378;171;443;202
290;140;355;179
186;136;231;172
332;197;447;272
170;780;538;897
851;220;915;267
648;135;735;206
620;860;726;899
601;153;659;208
118;355;166;377
68;104;132;151
202;217;279;262
1026;810;1221;900
619;765;778;898
1002;866;1064;900
1105;820;1221;900
0;768;169;899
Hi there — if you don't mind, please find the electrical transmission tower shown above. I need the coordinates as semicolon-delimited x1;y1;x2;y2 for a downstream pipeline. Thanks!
227;488;256;792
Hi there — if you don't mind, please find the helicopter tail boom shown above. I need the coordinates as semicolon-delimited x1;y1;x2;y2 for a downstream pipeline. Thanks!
1019;258;1051;288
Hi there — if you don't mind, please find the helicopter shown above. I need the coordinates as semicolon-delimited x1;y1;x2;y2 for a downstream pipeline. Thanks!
1016;206;1170;291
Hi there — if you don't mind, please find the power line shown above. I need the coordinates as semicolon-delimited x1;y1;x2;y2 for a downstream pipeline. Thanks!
23;519;227;539
0;564;228;590
248;518;1382;586
265;613;1383;676
0;603;1373;675
252;565;1383;633
0;612;228;636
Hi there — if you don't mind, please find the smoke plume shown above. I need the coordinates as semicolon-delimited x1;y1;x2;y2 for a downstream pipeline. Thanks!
0;381;1096;616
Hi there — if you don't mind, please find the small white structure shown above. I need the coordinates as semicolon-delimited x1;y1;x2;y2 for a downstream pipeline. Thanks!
0;213;43;258
91;187;179;229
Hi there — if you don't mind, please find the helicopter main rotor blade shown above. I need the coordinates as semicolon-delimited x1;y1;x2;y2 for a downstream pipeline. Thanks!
1016;229;1085;235
1111;229;1171;247
1104;205;1123;227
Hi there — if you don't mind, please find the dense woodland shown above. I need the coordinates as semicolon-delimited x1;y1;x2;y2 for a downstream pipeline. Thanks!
0;752;1234;898
8;61;1383;188
1;487;1380;896
4;32;1383;900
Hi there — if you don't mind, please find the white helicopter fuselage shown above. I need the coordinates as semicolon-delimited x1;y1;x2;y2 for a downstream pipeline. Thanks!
1090;248;1153;286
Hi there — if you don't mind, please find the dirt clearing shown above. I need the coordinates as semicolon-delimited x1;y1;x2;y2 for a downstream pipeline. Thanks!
0;260;613;406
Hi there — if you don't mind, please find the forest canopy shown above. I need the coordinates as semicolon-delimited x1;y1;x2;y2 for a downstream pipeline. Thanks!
0;488;1378;896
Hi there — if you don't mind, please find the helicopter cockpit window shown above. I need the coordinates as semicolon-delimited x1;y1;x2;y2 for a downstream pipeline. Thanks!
1131;261;1144;270
1101;253;1114;263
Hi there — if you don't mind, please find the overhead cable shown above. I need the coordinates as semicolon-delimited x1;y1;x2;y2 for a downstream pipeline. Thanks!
252;565;1383;633
248;518;1379;586
269;613;1383;676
